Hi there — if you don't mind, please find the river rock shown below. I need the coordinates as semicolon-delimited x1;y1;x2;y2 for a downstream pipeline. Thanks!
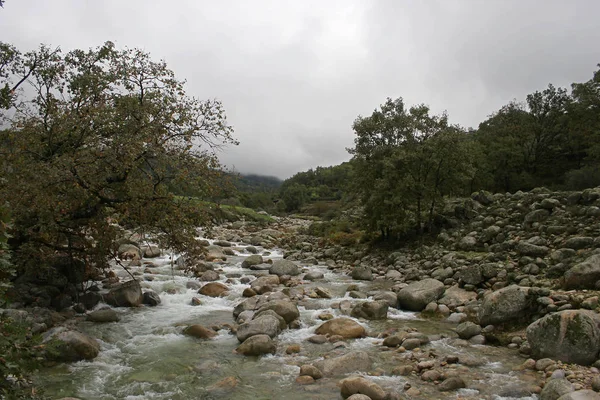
236;315;281;342
439;376;466;391
527;310;600;365
299;364;323;380
314;351;372;376
346;394;372;400
242;255;263;268
516;242;549;257
255;300;299;324
557;390;600;400
254;309;287;330
540;378;574;400
87;308;119;323
350;301;389;320
118;244;142;260
43;328;100;362
142;290;161;306
457;265;483;286
340;375;386;400
397;279;445;311
184;324;217;339
250;275;280;290
478;285;534;326
314;318;365;339
438;285;477;308
206;245;226;261
199;282;229;297
269;259;300;276
304;271;324;281
199;270;220;282
236;334;276;356
456;321;482;339
141;244;161;258
351;266;373;281
104;280;143;307
372;291;398;308
564;255;600;290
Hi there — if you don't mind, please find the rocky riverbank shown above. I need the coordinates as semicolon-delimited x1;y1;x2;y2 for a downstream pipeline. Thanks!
5;186;600;399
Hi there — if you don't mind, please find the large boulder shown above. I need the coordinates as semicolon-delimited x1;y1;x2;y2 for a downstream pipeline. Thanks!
255;300;299;324
43;328;100;362
397;279;445;311
314;351;372;376
351;266;373;281
314;317;365;339
236;315;281;342
564;255;600;290
199;282;229;297
269;260;300;276
540;378;574;400
350;301;389;320
340;376;386;400
557;390;600;400
236;334;276;356
478;285;534;326
242;255;263;269
104;280;143;307
527;310;600;365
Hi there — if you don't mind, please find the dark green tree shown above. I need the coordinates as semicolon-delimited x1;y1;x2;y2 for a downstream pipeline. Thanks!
0;42;236;282
349;97;474;239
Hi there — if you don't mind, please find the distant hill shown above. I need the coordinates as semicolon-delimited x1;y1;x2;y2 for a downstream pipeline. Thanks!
233;173;282;193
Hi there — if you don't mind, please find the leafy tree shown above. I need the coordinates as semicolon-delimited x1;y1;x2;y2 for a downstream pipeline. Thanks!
280;182;308;212
349;97;474;239
0;42;236;287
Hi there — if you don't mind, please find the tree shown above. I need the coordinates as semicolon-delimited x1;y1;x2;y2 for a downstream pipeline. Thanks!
349;97;474;239
280;182;307;212
0;42;236;289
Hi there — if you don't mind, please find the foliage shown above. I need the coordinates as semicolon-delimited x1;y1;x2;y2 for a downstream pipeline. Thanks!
279;182;308;212
0;203;14;302
0;316;44;399
279;162;352;204
348;98;475;239
0;41;236;281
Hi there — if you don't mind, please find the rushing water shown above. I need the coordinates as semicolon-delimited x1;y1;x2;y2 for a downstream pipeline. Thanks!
36;241;539;400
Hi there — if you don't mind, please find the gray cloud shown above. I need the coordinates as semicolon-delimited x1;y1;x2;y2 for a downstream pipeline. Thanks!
2;0;599;178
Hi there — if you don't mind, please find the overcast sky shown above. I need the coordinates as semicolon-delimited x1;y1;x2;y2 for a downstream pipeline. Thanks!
2;1;599;179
